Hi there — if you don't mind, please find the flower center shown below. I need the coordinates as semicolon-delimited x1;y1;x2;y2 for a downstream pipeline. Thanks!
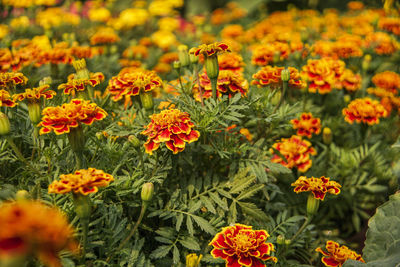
233;231;253;252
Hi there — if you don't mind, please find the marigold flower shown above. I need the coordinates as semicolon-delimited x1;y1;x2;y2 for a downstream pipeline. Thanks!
151;30;177;51
190;42;231;57
13;85;56;102
316;241;365;267
378;17;400;35
251;42;290;66
88;7;111;23
35;42;74;67
90;27;120;46
341;69;361;92
58;72;104;96
209;223;277;267
0;90;17;107
193;70;249;100
291;176;341;200
48;168;114;195
0;72;28;89
342;98;388;125
252;66;305;89
0;200;78;267
218;52;245;72
364;32;399;55
107;69;162;102
270;135;316;173
291;113;321;138
141;109;200;155
371;71;400;93
38;99;107;135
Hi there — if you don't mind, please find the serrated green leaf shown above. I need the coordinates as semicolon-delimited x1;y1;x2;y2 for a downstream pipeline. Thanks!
208;192;228;210
176;213;184;232
188;200;203;213
191;215;216;235
186;216;194;236
237;184;264;201
150;245;171;259
156;227;175;239
200;195;216;214
173;245;180;264
238;201;268;221
179;236;201;250
155;236;173;244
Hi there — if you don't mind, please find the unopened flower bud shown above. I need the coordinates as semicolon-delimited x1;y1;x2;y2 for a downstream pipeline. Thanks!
28;102;41;124
141;182;154;203
73;193;92;220
273;51;281;63
277;235;285;245
39;76;52;86
128;135;140;148
189;53;198;64
271;91;281;105
96;132;103;140
322;127;332;145
72;59;90;80
344;94;351;103
362;54;371;71
306;193;320;217
16;190;29;201
178;45;190;67
140;92;154;110
0;112;11;136
281;68;290;82
204;55;219;80
186;253;203;267
173;60;181;70
284;239;291;246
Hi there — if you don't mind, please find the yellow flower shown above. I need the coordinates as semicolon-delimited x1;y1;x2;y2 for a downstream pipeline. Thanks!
0;25;9;40
186;253;202;267
342;98;388;125
88;7;111;23
158;17;179;31
151;30;177;50
292;176;341;200
10;16;30;29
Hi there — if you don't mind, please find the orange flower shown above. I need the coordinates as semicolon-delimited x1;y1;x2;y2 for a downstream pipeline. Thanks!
251;42;290;66
378;17;400;35
371;71;400;93
364;32;399;55
251;66;305;89
35;42;74;67
13;85;56;102
193;70;249;100
107;69;162;101
141;109;200;155
270;135;316;173
291;113;321;138
48;168;114;195
218;52;245;72
291;176;341;200
347;1;364;11
58;72;104;96
316;241;365;267
0;90;17;107
221;24;244;40
0;201;78;267
0;48;20;72
90;27;120;45
190;42;231;57
342;98;388;125
341;69;361;92
0;72;28;89
38;99;107;135
209;223;277;267
122;45;149;59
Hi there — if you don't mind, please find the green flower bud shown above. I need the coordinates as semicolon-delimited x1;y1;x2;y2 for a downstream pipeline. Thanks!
362;54;371;72
0;112;11;136
344;94;351;103
178;45;190;67
173;60;181;70
39;76;52;86
271;91;281;105
277;235;285;245
189;53;198;64
322;127;332;145
140;92;154;110
281;68;290;82
73;193;92;220
204;55;219;80
186;253;202;267
28;102;41;124
306;193;320;217
141;182;154;203
284;239;291;246
15;190;30;201
128;135;140;148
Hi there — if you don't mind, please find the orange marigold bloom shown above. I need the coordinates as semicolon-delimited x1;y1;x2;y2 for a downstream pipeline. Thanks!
0;89;17;107
193;70;249;100
291;113;321;138
371;71;400;93
141;109;200;155
90;27;120;46
0;48;20;72
35;42;74;67
221;24;245;40
270;135;316;173
191;42;231;57
209;223;277;267
347;1;364;11
107;69;162;101
48;168;114;195
378;17;400;35
218;52;245;72
38;99;107;135
58;72;104;96
122;45;149;59
13;85;56;102
343;98;388;125
0;201;78;267
316;241;365;267
364;32;399;55
367;87;395;98
291;176;341;200
0;72;28;89
251;42;290;66
341;69;361;92
251;66;305;89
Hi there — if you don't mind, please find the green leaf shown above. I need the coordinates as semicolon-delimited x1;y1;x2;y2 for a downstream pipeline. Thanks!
179;236;201;251
238;201;268;221
176;213;184;232
188;200;203;213
200;195;216;214
266;160;291;174
150;245;171;259
208;192;228;210
186;216;194;236
237;184;264;200
191;215;216;235
172;245;180;264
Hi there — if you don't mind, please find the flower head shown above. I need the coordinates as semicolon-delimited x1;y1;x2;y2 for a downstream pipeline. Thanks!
58;72;104;96
371;71;400;94
0;89;17;107
190;42;231;57
90;27;120;45
342;98;388;125
0;72;28;89
0;200;78;267
270;135;316;173
107;69;162;102
341;69;361;92
316;241;365;267
291;176;341;200
141;109;200;155
38;99;107;135
251;42;290;66
291;113;321;138
252;66;305;89
218;52;245;72
13;85;56;103
193;70;249;100
209;223;277;267
48;168;114;195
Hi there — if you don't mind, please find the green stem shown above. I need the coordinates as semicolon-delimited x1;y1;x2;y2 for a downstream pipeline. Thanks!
211;78;218;100
81;218;89;263
138;147;145;173
289;216;310;242
273;81;287;113
194;65;204;106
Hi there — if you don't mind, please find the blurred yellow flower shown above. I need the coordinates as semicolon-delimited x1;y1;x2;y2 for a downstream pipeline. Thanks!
88;7;111;23
151;30;177;50
10;16;30;29
0;25;9;40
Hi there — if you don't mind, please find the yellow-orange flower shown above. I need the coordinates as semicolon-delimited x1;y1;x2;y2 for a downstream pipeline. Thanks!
378;17;400;35
270;135;316;173
209;223;277;267
0;72;28;89
316;241;365;267
291;176;341;200
191;42;231;57
291;113;321;138
48;168;114;195
347;1;364;11
341;69;361;92
371;71;400;93
141;109;200;155
193;70;249;100
364;32;399;55
0;200;78;267
58;72;104;96
0;89;17;107
251;42;290;66
13;85;56;102
38;99;107;135
218;52;245;72
342;98;388;125
90;27;120;46
107;69;162;101
252;66;305;89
